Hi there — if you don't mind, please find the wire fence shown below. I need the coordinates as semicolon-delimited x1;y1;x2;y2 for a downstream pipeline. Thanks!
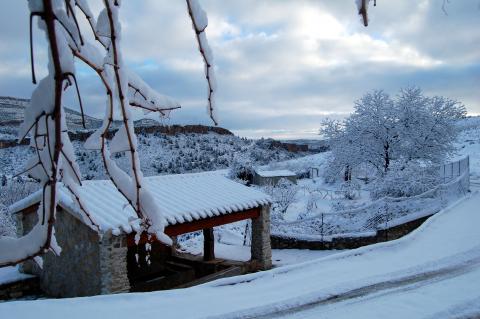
272;157;470;242
440;156;470;184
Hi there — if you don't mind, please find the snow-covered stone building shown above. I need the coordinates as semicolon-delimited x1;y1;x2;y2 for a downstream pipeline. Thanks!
10;172;271;297
253;169;297;186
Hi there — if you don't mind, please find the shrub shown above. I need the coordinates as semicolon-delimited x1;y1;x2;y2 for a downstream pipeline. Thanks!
263;178;298;219
370;161;440;199
228;157;255;184
0;205;15;237
340;180;361;200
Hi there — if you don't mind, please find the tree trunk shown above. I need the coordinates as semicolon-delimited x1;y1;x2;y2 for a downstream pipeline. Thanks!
344;165;352;181
384;143;390;173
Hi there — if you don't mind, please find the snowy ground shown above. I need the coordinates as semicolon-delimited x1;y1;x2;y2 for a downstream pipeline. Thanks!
182;240;340;268
272;266;480;319
2;191;479;318
177;225;341;267
283;177;370;221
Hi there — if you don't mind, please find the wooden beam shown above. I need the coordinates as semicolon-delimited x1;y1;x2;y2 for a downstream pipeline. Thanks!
164;208;260;237
13;203;39;216
203;228;215;261
127;207;261;247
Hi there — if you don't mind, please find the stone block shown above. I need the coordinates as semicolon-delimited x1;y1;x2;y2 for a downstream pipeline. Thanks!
251;205;272;270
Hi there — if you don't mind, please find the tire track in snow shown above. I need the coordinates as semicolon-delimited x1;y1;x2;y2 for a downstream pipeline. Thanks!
270;261;480;319
211;246;480;319
261;254;480;319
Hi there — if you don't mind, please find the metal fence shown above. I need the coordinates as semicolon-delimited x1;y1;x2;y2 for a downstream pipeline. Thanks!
272;157;470;242
440;156;470;184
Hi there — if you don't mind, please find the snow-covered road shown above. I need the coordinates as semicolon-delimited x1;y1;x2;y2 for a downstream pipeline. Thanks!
271;258;480;319
1;192;480;318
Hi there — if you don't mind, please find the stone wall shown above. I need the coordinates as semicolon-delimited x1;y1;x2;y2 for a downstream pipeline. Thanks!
19;208;103;297
99;233;130;294
253;174;297;186
271;215;433;250
251;205;272;270
0;277;40;300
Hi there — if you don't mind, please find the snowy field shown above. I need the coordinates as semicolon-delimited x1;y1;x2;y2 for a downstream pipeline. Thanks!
1;191;479;318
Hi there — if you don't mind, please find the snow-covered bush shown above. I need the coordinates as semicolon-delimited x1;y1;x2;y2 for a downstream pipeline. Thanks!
0;205;15;237
305;192;319;212
228;157;255;184
340;180;361;200
370;161;441;200
0;177;39;207
263;178;298;219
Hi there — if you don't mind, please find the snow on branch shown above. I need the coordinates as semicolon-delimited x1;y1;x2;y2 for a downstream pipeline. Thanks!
186;0;218;125
1;0;202;266
82;0;173;244
1;0;98;267
127;71;181;117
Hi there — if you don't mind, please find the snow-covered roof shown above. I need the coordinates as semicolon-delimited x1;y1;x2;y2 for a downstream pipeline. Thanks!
255;170;296;178
10;172;271;235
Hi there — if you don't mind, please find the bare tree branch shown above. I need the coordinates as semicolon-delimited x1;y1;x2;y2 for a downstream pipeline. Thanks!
186;0;218;126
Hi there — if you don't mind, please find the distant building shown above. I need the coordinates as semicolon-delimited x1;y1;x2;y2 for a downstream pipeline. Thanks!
11;172;271;298
253;170;297;186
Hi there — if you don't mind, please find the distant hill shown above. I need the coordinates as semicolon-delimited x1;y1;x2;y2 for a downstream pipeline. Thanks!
0;96;30;125
0;96;233;144
0;96;104;130
279;139;329;152
0;107;305;180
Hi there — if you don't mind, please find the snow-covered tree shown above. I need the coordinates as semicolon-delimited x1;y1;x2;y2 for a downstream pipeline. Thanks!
321;90;398;180
396;87;466;164
321;87;466;182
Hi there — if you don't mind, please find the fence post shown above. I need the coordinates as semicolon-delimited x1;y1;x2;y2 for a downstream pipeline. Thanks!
321;213;324;244
243;220;250;246
384;203;389;242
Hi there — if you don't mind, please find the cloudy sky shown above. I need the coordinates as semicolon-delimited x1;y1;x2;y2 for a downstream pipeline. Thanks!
0;1;478;139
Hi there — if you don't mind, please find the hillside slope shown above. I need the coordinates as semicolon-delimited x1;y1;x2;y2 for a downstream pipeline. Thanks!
0;96;234;141
0;96;103;131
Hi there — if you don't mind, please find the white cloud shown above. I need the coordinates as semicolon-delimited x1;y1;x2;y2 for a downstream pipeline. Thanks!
0;0;478;138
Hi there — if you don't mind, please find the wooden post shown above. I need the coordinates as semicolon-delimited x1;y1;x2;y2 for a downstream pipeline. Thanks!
203;228;215;261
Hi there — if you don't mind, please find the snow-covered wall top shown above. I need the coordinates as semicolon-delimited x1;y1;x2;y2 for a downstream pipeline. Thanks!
10;172;271;235
256;170;297;178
